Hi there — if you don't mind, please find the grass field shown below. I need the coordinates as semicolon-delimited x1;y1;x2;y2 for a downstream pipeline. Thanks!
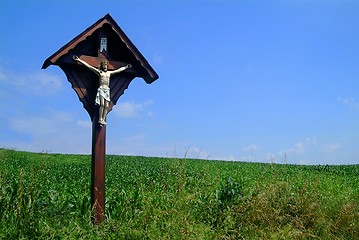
0;148;358;239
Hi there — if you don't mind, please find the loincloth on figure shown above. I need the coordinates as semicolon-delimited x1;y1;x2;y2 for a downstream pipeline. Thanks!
95;85;110;105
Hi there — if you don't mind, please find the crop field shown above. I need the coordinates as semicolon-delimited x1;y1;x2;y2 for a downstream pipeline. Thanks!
0;148;358;239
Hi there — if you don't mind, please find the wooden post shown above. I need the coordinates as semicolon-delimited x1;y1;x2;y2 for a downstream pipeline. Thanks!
42;13;159;226
91;112;106;224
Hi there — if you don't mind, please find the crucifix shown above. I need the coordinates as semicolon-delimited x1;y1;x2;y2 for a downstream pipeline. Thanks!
42;14;159;224
73;43;132;126
73;30;132;224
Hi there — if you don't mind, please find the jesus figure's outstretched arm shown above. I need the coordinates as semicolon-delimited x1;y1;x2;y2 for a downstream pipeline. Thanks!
110;64;132;75
73;55;100;75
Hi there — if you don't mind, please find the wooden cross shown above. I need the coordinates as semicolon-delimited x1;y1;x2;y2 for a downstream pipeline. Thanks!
76;30;131;224
42;14;158;225
76;31;131;74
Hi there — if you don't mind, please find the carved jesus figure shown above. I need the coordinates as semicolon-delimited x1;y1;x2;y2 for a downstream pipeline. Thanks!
73;55;131;126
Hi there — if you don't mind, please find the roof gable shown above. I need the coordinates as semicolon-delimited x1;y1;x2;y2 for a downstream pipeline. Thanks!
42;14;158;118
42;13;158;84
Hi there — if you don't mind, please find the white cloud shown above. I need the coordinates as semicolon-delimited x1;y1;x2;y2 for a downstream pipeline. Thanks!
76;120;92;129
4;110;91;154
281;137;317;155
223;155;237;161
169;145;212;160
299;159;310;165
275;138;346;165
322;142;341;153
121;133;147;143
113;100;154;118
242;144;258;152
107;134;172;158
265;153;276;163
338;97;359;111
289;142;305;154
238;144;259;162
236;155;257;162
0;67;63;96
186;147;212;160
11;111;72;135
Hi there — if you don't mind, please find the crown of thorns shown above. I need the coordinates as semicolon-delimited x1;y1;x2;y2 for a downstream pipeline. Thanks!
100;60;109;65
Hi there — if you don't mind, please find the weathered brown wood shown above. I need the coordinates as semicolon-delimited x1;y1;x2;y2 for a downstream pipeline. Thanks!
91;111;106;224
61;65;98;117
42;14;158;83
42;13;159;226
77;55;130;71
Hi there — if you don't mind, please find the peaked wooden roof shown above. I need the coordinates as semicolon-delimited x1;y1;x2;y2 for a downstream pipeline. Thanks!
42;14;158;118
42;13;158;84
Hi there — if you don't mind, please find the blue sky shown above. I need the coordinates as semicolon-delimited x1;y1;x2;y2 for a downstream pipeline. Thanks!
0;0;358;165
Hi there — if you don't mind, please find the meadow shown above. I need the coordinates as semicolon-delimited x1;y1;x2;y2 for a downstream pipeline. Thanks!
0;148;358;239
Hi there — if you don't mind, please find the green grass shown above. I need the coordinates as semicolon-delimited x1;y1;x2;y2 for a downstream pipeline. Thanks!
0;148;358;239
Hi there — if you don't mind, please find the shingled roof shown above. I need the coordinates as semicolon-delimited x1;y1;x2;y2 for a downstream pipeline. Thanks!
42;14;158;118
42;13;158;84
